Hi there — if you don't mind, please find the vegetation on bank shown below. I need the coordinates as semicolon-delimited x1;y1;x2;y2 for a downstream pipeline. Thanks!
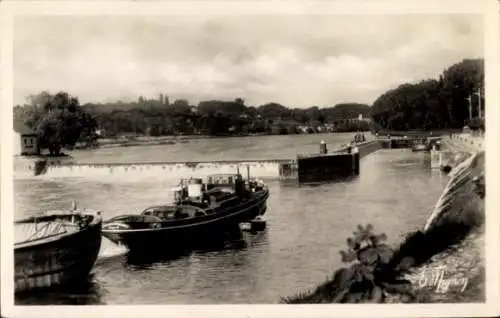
14;93;371;141
283;215;483;303
14;92;372;153
371;58;485;132
82;101;372;137
283;152;485;303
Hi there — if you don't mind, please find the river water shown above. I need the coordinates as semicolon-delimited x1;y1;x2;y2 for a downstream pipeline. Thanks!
14;133;449;304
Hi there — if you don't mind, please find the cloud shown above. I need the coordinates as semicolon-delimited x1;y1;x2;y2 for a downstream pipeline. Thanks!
13;14;483;107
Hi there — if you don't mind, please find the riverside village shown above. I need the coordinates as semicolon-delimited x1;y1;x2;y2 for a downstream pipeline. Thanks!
7;11;487;307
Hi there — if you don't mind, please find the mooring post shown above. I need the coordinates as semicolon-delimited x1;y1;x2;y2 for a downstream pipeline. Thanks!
319;140;327;154
430;145;442;169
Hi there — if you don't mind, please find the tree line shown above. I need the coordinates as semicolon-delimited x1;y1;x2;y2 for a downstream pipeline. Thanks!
370;58;484;132
14;93;371;152
80;100;371;137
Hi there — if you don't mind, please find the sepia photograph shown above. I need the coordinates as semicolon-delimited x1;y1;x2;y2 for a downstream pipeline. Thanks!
1;0;499;317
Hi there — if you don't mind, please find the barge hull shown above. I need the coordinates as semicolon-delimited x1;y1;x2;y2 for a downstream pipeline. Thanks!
15;218;102;293
102;193;268;252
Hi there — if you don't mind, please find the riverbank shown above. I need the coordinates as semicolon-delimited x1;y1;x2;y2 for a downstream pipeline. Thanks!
86;131;370;150
95;135;193;149
282;135;485;303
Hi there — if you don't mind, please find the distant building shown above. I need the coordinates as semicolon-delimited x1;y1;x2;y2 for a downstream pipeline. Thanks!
14;123;40;156
347;116;371;123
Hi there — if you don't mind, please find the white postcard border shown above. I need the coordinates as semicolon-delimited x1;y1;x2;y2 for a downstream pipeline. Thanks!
1;1;499;317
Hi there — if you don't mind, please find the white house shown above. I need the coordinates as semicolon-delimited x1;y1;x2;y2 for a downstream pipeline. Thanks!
13;122;40;156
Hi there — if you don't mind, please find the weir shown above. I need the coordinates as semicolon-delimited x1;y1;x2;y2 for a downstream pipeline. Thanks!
15;159;290;181
11;138;414;181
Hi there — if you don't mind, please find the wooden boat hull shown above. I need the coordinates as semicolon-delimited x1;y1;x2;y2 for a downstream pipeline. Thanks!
102;190;268;252
14;214;102;294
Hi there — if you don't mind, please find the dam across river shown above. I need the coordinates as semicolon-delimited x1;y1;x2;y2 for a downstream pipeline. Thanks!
14;139;383;181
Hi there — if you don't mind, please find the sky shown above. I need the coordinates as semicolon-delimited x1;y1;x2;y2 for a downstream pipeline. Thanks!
13;14;484;108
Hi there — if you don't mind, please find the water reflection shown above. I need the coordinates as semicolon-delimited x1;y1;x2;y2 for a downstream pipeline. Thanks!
124;228;261;268
14;229;270;305
15;274;105;306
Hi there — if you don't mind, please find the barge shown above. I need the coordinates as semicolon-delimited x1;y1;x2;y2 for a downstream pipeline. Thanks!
101;169;269;252
15;206;102;293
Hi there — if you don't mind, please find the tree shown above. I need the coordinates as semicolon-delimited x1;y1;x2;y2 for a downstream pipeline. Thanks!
257;102;291;119
370;58;484;131
24;92;97;156
26;91;52;109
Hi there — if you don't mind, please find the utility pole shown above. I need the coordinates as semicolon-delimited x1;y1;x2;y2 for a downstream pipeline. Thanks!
467;93;473;121
477;88;482;119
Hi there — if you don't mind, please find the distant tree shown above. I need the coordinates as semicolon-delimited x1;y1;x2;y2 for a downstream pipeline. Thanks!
23;92;97;156
26;91;52;109
235;97;245;105
257;102;291;119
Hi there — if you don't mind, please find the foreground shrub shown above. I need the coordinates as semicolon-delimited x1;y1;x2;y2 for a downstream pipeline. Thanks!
282;224;415;303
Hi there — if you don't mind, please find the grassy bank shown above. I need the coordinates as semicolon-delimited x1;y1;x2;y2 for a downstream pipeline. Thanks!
282;151;485;303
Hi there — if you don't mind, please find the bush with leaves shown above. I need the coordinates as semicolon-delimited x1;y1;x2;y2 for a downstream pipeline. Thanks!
324;224;415;303
282;224;417;304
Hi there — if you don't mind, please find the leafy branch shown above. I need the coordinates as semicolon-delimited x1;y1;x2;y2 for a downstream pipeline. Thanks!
326;224;416;303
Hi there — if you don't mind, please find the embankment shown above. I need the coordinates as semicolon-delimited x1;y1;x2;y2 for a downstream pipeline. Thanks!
436;133;484;171
283;135;485;303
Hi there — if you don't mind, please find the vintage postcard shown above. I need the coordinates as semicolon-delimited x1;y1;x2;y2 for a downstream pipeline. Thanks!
1;0;499;317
